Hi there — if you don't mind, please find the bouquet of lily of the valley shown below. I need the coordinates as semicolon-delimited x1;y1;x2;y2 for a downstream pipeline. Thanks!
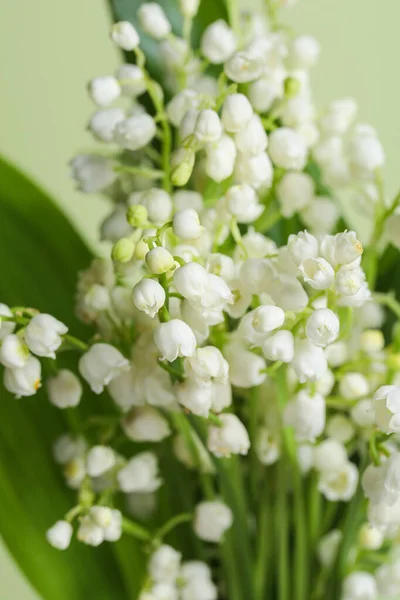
2;1;400;599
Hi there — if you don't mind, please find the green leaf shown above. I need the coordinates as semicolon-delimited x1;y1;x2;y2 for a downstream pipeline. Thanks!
108;0;228;82
0;155;135;599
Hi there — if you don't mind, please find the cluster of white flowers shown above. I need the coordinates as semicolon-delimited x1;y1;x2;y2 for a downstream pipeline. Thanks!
3;1;400;598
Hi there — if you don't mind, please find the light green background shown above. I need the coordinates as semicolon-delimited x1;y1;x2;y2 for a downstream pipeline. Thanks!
0;0;399;597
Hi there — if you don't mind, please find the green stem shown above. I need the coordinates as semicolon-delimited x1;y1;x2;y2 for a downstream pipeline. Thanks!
62;335;88;352
225;0;240;38
254;472;273;599
121;517;152;542
114;165;164;179
373;292;400;320
276;450;289;600
153;513;193;542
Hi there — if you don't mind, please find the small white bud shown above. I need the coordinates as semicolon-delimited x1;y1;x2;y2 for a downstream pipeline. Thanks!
138;3;171;39
86;445;116;477
25;314;68;358
185;346;229;385
0;334;29;368
205;134;237;183
46;520;73;551
122;407;171;442
116;64;147;97
114;114;156;150
284;390;326;442
89;76;120;107
342;572;377;600
139;188;173;226
235;151;273;189
179;0;200;17
194;501;233;543
154;319;196;362
326;414;355;443
171;147;195;186
339;372;369;400
173;208;203;239
358;523;384;550
200;20;236;64
3;355;41;398
287;231;318;266
145;247;175;274
262;330;294;363
207;413;250;457
132;279;166;318
277;172;314;218
306;308;340;347
223;185;263;224
176;379;214;417
290;35;320;69
77;515;104;547
268;127;308;170
70;154;117;193
88;108;125;143
79;343;130;394
111;21;140;50
225;342;266;388
234;114;268;155
47;369;82;409
194;109;222;144
167;90;199;127
221;94;253;133
314;439;348;473
299;257;335;290
333;231;363;266
350;399;375;428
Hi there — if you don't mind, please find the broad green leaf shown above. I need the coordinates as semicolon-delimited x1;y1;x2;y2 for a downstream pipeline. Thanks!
0;155;137;600
108;0;228;81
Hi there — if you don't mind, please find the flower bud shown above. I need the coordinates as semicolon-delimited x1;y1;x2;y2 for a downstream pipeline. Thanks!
339;372;369;400
89;76;120;106
46;521;73;551
224;184;263;224
77;515;104;547
176;379;214;417
194;501;233;543
255;427;280;465
262;330;294;363
276;172;314;218
179;0;200;17
194;109;222;144
342;573;377;600
47;369;82;409
299;257;335;290
138;188;173;227
200;20;236;64
86;445;116;477
167;90;199;127
350;399;374;428
145;247;175;274
111;21;140;50
127;204;148;228
268;127;308;170
0;334;29;368
4;355;42;398
284;76;301;99
112;238;135;263
79;343;130;394
185;346;229;385
138;3;171;39
234;115;268;155
205;134;237;183
25;314;68;358
317;530;342;567
173;208;203;239
287;231;318;266
290;35;320;69
70;154;117;193
360;330;384;354
171;147;195;186
358;523;384;550
326;414;355;443
207;413;250;457
221;93;253;133
114;114;156;150
88;108;125;142
154;319;196;362
132;278;166;318
116;64;147;97
235;151;273;189
306;308;340;347
122;407;171;442
314;438;348;473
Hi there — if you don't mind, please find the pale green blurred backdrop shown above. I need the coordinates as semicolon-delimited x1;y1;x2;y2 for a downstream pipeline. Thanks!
0;0;399;597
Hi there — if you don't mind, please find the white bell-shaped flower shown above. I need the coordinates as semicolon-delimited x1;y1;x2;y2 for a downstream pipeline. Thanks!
0;304;15;341
292;338;327;383
132;279;166;318
207;413;250;457
114;114;156;151
223;185;263;224
221;93;253;133
46;520;73;551
117;451;162;493
194;501;233;543
339;372;369;400
145;247;175;275
318;461;359;502
234;115;268;155
342;572;378;600
154;319;196;362
25;314;68;358
284;390;326;442
224;51;262;83
314;439;348;473
86;445;116;477
122;407;171;442
88;108;125;143
0;334;29;368
262;330;294;363
205;134;237;183
173;208;203;240
47;369;82;409
333;231;363;266
184;346;229;385
276;172;314;218
299;257;335;290
149;544;182;583
373;385;400;433
4;355;42;398
89;76;120;106
200;20;236;64
305;308;340;347
176;379;215;417
268;127;308;170
194;109;222;144
79;343;130;394
111;21;139;50
116;64;147;97
225;341;266;388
